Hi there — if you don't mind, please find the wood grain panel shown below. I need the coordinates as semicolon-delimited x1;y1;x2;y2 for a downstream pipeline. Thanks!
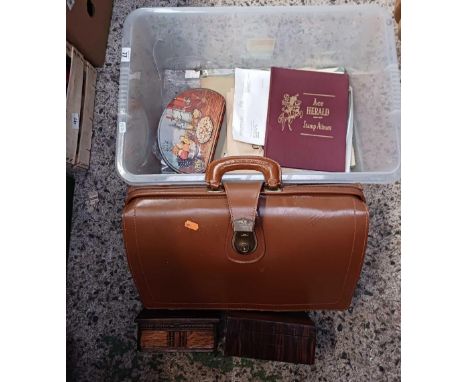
66;45;84;164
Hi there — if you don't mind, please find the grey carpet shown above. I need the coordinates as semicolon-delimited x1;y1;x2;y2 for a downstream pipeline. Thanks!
66;0;401;380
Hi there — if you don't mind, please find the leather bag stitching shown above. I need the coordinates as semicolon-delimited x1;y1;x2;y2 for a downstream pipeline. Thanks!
336;197;359;307
132;203;156;302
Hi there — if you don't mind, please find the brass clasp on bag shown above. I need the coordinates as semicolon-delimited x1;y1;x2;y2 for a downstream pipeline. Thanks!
205;157;281;257
232;218;257;255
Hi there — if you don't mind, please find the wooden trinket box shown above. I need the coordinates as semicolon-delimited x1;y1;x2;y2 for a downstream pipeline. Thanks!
136;310;220;352
224;311;316;365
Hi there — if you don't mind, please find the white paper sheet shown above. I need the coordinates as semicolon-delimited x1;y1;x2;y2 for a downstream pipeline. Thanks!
232;68;270;145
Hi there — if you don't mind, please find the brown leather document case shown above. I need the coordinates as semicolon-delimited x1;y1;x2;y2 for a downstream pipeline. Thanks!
123;156;369;311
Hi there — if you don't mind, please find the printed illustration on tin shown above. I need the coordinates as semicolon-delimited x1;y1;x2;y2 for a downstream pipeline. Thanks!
158;88;225;173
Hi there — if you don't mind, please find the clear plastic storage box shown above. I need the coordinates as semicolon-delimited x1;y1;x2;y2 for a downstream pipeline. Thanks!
116;5;400;185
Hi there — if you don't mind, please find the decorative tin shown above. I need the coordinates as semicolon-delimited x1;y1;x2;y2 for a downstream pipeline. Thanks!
157;88;225;173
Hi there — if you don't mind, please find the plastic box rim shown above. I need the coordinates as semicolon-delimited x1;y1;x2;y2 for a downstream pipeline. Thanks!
116;4;401;186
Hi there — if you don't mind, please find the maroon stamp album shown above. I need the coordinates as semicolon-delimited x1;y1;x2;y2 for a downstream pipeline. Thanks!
264;67;349;172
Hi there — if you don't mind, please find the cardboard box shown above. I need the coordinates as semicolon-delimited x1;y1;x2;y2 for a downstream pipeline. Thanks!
66;0;113;67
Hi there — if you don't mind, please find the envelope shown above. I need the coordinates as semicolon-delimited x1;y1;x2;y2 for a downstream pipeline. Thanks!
226;88;264;157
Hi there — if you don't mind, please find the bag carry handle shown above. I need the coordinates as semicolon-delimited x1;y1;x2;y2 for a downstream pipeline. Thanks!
205;156;282;190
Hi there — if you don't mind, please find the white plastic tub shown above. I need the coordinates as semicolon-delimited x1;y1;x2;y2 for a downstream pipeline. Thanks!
116;5;400;185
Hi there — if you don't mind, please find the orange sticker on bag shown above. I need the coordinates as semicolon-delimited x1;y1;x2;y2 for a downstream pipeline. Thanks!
184;220;199;231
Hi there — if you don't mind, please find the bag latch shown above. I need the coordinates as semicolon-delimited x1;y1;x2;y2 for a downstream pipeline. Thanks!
205;157;280;261
218;179;263;257
232;218;257;255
